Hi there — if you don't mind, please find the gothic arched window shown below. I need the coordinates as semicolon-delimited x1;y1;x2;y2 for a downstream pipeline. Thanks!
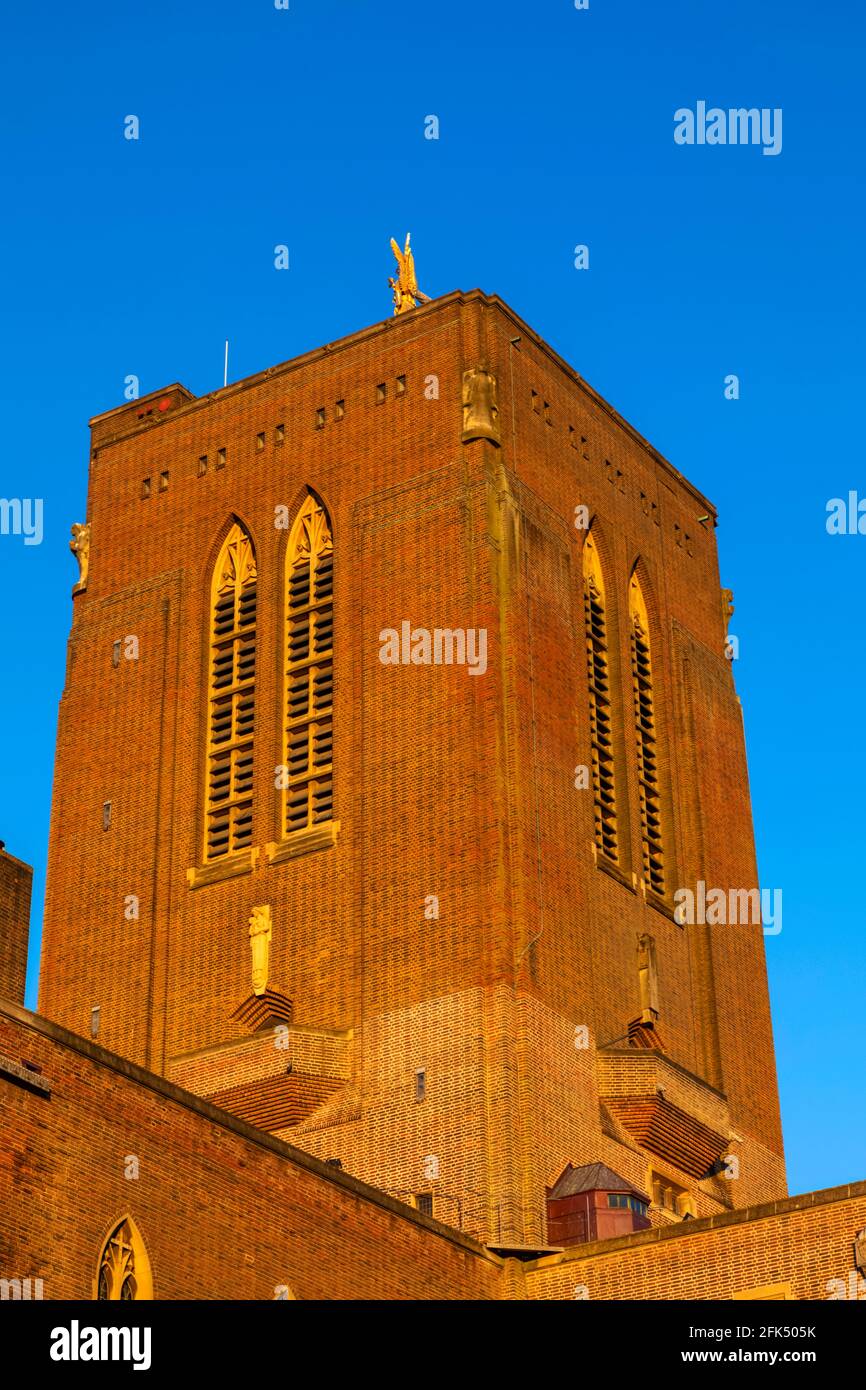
283;494;334;836
583;535;618;862
205;523;257;860
629;572;664;896
96;1218;153;1301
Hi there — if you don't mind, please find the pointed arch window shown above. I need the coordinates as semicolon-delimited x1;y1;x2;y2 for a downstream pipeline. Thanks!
205;523;257;860
96;1218;153;1301
283;494;334;836
629;573;664;896
583;535;618;861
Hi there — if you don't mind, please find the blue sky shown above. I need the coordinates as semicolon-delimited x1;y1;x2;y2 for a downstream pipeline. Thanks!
0;0;863;1197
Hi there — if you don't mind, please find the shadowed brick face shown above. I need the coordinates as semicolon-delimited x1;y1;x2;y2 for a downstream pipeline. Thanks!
38;291;785;1248
0;847;31;1005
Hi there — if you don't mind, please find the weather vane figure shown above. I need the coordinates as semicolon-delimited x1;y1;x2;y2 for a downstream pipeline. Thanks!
389;233;431;315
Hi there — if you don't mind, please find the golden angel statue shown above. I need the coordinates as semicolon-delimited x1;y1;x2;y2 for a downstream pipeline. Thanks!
70;522;91;593
389;233;431;315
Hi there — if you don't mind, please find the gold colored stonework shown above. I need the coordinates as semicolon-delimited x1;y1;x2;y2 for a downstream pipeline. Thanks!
249;903;273;996
389;233;430;315
637;932;659;1025
96;1217;153;1301
461;368;500;445
70;522;90;593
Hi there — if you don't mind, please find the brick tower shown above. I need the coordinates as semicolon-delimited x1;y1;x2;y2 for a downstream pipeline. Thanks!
40;290;785;1247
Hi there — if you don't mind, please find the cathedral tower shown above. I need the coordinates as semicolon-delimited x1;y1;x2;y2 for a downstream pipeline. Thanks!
40;291;785;1246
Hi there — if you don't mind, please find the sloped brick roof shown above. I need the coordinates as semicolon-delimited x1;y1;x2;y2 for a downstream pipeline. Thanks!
207;1071;341;1132
604;1094;727;1179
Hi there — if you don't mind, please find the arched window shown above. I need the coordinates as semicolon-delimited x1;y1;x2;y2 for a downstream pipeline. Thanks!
283;494;334;836
205;523;257;860
582;535;618;861
629;573;664;896
96;1218;153;1301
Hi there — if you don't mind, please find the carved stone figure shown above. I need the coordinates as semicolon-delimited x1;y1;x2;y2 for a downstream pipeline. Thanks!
461;367;501;445
249;904;273;996
70;522;91;592
637;932;659;1024
854;1228;866;1277
389;233;430;316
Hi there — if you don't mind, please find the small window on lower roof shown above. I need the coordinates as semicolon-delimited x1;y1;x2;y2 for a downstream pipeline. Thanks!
608;1193;648;1216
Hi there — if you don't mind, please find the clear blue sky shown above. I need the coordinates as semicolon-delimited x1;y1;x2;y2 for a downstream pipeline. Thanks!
0;0;863;1197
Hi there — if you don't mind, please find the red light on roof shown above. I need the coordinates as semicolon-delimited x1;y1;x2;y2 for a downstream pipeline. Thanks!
158;397;171;412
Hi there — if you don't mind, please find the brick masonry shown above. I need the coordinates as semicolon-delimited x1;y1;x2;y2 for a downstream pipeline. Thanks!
0;1001;501;1300
0;845;31;1005
1;1001;864;1300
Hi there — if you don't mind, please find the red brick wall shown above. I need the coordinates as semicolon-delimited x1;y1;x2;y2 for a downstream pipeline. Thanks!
2;1003;862;1303
523;1185;866;1301
0;846;31;1006
0;1003;502;1300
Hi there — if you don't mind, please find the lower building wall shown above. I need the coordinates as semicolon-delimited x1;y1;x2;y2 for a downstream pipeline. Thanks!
2;999;864;1302
0;1003;502;1301
523;1188;866;1301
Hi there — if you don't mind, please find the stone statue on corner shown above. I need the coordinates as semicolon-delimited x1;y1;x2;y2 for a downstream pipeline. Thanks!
461;368;501;445
249;904;273;996
70;522;91;593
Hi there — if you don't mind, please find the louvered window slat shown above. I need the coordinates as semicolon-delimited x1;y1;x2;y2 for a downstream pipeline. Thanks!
205;525;257;860
283;496;335;837
630;589;665;895
583;552;618;862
